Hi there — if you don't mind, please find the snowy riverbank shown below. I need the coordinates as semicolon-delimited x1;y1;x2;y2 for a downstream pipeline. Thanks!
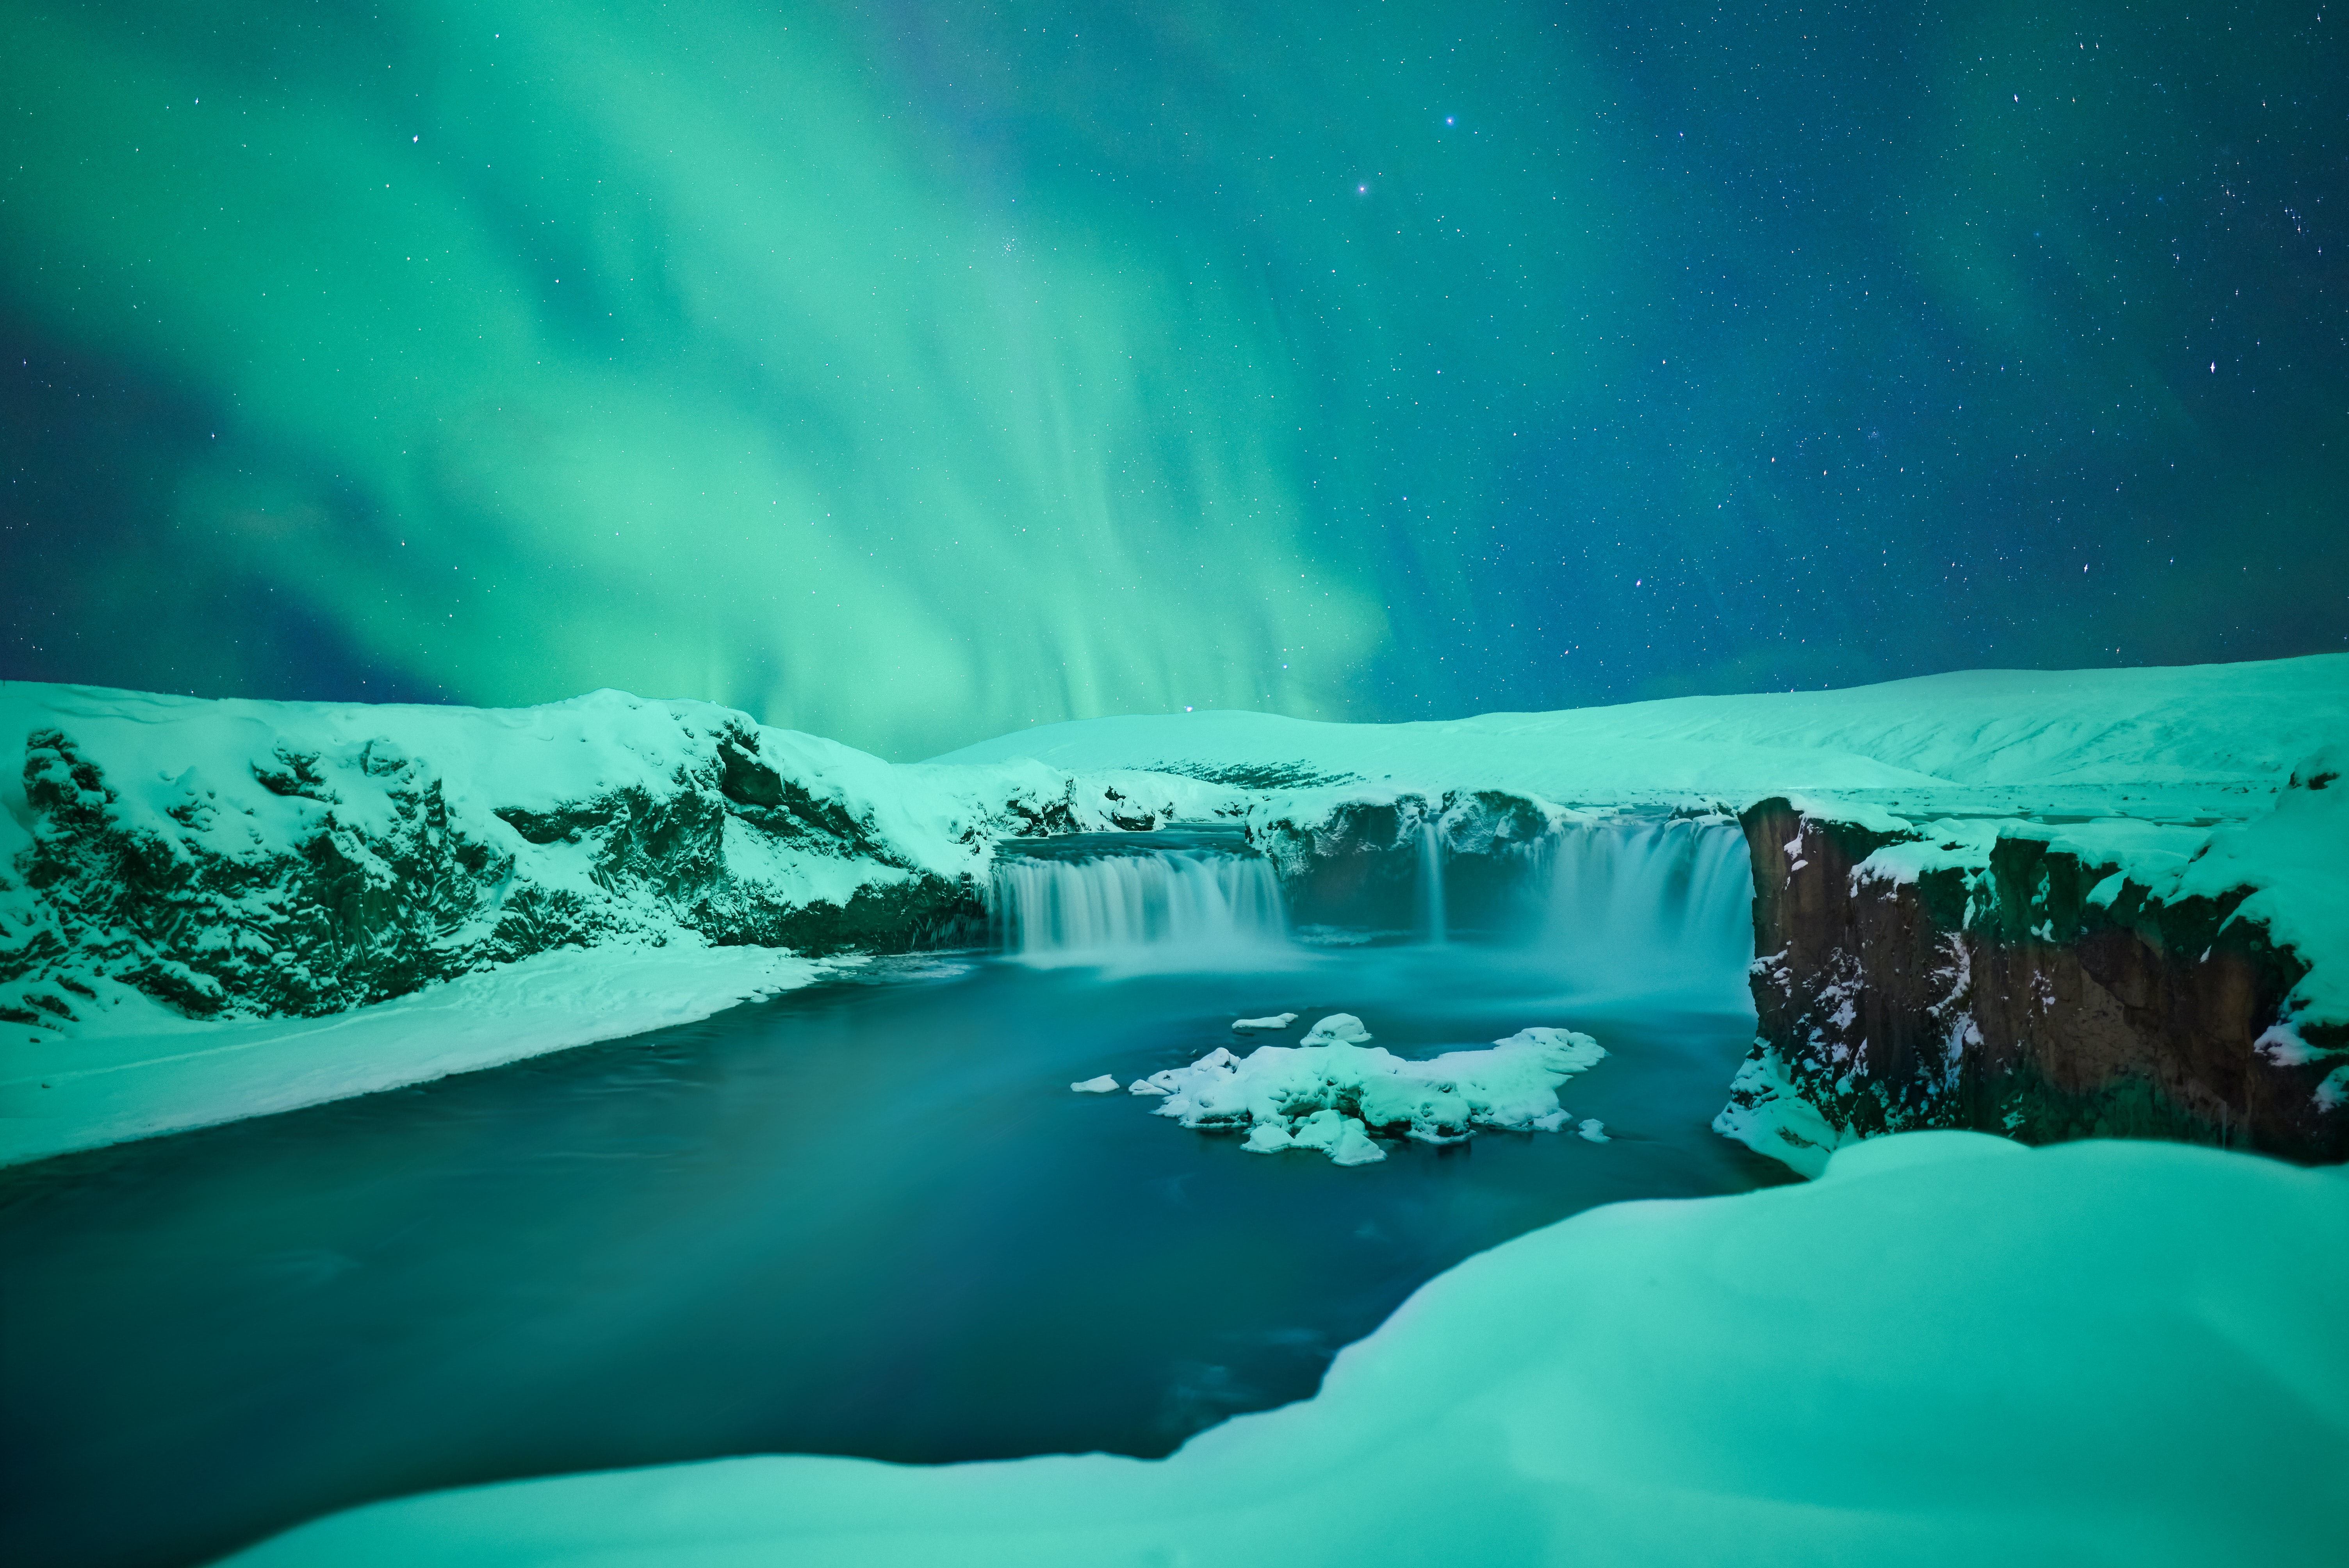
0;940;836;1167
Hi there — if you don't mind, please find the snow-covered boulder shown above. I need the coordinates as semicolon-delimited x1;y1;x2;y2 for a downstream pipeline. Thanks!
1127;1023;1606;1164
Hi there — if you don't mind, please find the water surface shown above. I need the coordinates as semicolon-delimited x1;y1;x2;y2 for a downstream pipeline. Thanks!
3;830;1784;1568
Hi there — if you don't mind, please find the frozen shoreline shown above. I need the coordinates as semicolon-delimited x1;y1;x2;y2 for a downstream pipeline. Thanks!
0;940;836;1168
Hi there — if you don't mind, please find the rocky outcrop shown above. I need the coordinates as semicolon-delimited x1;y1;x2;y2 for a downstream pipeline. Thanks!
0;686;1246;1037
1250;789;1555;930
1720;793;2346;1171
1;718;980;1030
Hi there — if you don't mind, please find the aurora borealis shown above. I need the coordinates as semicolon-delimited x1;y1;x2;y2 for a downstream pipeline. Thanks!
3;0;2343;758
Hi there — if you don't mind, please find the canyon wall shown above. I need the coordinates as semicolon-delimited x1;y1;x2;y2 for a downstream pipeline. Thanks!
1719;785;2346;1171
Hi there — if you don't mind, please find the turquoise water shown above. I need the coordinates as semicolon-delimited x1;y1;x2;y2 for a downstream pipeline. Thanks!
1;936;1784;1568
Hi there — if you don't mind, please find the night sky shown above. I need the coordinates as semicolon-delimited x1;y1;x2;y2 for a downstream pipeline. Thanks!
3;0;2343;759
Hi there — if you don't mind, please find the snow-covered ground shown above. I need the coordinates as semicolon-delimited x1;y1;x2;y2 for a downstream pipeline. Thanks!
935;656;2349;820
218;1131;2349;1568
0;939;839;1167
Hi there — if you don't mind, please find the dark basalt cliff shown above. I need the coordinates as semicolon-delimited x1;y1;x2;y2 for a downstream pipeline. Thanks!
1725;797;2345;1166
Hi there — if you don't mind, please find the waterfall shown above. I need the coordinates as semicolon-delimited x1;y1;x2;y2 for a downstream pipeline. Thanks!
993;844;1288;963
1417;821;1447;946
1537;819;1752;1003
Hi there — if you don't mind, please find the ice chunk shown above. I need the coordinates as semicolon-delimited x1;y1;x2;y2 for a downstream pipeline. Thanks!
1143;1024;1604;1164
1299;1013;1372;1046
1069;1074;1119;1094
1296;1110;1387;1166
1578;1119;1610;1143
1233;1012;1299;1031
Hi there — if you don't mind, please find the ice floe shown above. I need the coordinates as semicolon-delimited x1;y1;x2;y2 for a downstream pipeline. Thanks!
1119;1017;1605;1164
1231;1012;1298;1031
1069;1074;1121;1094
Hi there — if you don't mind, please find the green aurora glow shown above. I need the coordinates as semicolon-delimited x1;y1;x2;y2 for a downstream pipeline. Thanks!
3;0;2343;756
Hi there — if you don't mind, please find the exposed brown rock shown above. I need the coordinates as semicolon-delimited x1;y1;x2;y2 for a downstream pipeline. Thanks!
1731;799;2343;1164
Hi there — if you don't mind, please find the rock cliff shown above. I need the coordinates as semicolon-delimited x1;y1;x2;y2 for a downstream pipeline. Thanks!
1718;764;2346;1171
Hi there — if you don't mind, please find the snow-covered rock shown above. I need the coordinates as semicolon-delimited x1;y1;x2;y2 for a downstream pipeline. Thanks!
0;682;1249;1039
1298;1012;1372;1045
1128;1024;1606;1164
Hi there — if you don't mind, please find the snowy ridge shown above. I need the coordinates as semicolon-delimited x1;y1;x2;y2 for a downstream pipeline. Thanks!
934;655;2349;813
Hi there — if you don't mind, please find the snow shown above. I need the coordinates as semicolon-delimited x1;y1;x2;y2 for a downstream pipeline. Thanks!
932;654;2349;819
2165;743;2349;1041
1231;1012;1297;1030
1124;1021;1606;1164
1712;1042;1861;1178
1068;1074;1119;1093
219;1132;2349;1568
0;938;836;1168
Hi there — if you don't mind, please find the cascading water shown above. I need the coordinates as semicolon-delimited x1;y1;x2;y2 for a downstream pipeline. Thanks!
1535;818;1753;1003
1417;821;1447;946
993;830;1289;963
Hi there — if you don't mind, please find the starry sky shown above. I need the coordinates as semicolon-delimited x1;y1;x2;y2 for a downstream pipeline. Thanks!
3;0;2343;759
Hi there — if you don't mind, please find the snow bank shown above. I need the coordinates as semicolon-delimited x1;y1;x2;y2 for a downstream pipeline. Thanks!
1123;1020;1606;1164
0;939;836;1167
219;1133;2349;1567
